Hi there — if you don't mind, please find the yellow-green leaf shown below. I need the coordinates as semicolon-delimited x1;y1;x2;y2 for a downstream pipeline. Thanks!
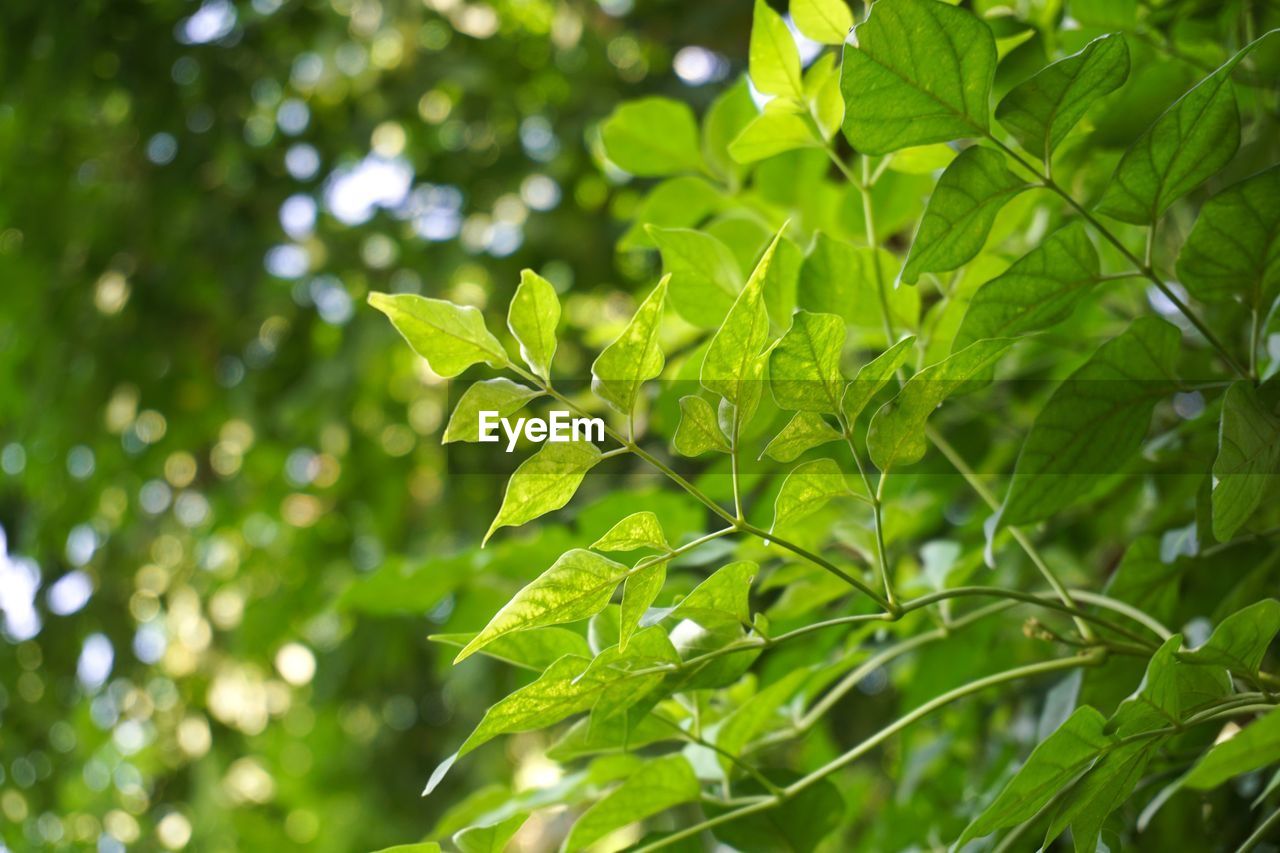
485;442;604;544
368;292;507;377
507;269;560;380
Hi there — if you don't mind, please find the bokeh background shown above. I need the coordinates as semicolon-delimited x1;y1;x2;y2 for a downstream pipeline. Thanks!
0;1;753;849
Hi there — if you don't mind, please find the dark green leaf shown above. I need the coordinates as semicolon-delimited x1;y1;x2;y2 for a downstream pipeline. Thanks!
995;33;1129;161
1182;599;1280;676
902;146;1030;285
953;223;1101;351
839;0;995;154
867;338;1014;471
998;317;1180;527
1211;381;1280;541
1177;165;1280;308
1186;707;1280;790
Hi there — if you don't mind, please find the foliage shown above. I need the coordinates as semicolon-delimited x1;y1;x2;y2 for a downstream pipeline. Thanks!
5;0;1280;851
371;0;1280;849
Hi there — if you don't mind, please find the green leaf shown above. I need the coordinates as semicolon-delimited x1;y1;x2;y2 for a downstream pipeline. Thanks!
443;379;543;443
1185;707;1280;790
792;0;853;45
592;512;671;553
729;106;823;164
867;338;1014;471
1045;738;1159;853
619;177;725;252
771;458;854;532
619;562;666;651
601;97;705;177
1182;599;1280;676
372;844;442;853
1177;165;1280;308
749;0;803;100
839;0;996;154
998;317;1180;527
673;395;732;456
1103;537;1180;626
703;78;759;180
453;814;527;853
714;669;811;775
840;336;916;422
804;52;845;139
454;549;626;662
562;754;700;852
701;232;782;420
485;441;604;545
674;560;758;625
591;277;668;414
762;411;843;462
438;631;679;789
430;627;591;671
995;33;1129;162
769;310;846;413
798;237;920;334
1211;381;1280;541
887;143;958;174
507;269;560;380
706;774;844;853
368;292;507;377
953;223;1101;351
1095;38;1265;224
1110;635;1231;737
901;146;1030;285
648;227;742;329
958;706;1112;846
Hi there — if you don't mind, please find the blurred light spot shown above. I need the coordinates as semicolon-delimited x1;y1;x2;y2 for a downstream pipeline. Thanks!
274;643;316;686
1174;391;1205;419
279;194;316;239
146;133;178;165
417;90;452;124
281;494;322;527
597;0;633;15
187;105;215;133
178;715;212;757
310;276;354;324
171;56;199;85
139;480;173;514
285;143;321;180
455;4;499;38
324;154;413;226
67;445;95;479
175;492;211;527
334;42;368;77
361;234;398;269
66;524;101;567
224;758;275;804
407;184;463;241
277;98;309;135
112;720;148;755
514;752;562;791
285;449;319;486
94;272;130;314
156;812;193;850
164;452;197;488
77;634;113;691
0;532;40;637
519;116;559;162
134;410;168;444
520;174;560;211
265;244;309;278
285;810;320;844
133;623;167;664
674;46;728;85
178;0;236;43
103;810;139;844
371;121;406;157
48;571;92;615
2;443;26;474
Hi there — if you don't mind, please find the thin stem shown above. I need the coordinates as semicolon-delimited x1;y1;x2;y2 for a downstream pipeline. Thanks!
1238;805;1280;853
1066;589;1173;640
837;414;897;610
638;652;1103;851
986;134;1247;378
925;425;1095;641
730;413;744;521
655;714;784;797
737;520;891;610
